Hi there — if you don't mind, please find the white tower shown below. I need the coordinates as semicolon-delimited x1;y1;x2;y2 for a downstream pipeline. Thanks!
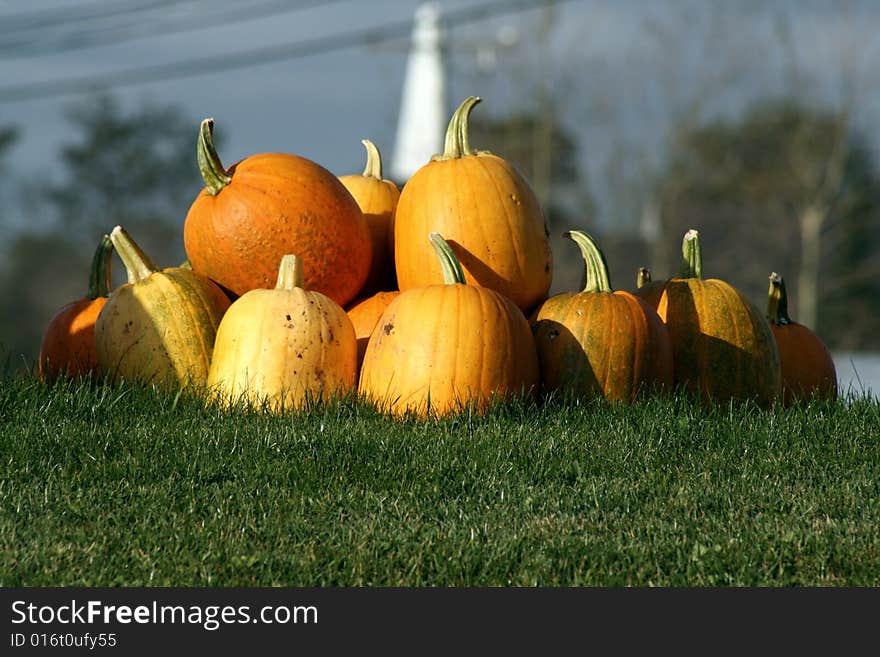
390;2;448;183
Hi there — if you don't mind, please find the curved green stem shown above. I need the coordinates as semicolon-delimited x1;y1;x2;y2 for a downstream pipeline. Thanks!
566;230;612;293
636;267;651;289
87;233;114;299
360;139;383;179
197;118;232;196
276;255;304;290
680;229;703;279
429;233;466;285
767;272;791;325
110;226;158;284
434;96;481;161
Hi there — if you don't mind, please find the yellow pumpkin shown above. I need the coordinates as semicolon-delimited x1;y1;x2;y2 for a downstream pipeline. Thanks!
359;233;539;418
338;140;400;296
393;97;552;313
95;226;231;388
633;229;781;407
207;255;357;412
532;231;673;403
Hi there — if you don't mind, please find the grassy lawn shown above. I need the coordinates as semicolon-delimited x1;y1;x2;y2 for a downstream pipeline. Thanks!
1;375;878;586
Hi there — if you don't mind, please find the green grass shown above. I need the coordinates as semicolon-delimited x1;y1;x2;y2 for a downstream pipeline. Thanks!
1;375;878;586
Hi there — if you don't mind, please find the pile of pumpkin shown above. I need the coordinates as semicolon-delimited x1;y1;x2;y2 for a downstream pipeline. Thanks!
37;97;837;417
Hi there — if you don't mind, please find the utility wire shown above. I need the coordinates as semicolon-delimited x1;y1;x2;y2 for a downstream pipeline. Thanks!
0;0;345;57
0;0;197;36
0;0;576;104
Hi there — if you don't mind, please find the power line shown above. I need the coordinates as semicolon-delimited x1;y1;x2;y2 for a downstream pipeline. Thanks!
0;0;345;58
0;0;577;104
0;0;195;36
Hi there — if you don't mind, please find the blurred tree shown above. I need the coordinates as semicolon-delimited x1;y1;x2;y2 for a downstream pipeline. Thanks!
469;110;587;225
45;94;200;262
654;100;880;350
0;94;204;372
0;126;18;212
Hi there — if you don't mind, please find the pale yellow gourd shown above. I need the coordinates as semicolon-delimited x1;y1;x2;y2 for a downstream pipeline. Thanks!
207;255;357;412
95;226;231;388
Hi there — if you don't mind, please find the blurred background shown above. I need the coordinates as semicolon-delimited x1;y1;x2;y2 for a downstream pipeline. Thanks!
1;0;879;393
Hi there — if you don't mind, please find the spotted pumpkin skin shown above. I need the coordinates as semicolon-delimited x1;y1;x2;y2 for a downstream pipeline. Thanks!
393;98;552;313
207;257;357;413
184;119;371;306
339;140;400;296
650;277;781;407
533;292;673;403
346;290;400;372
96;265;231;389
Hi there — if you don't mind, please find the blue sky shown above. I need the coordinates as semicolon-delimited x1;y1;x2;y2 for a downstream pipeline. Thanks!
2;0;879;235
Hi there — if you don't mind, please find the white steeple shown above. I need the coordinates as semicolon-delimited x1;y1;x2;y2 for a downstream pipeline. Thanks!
390;2;448;183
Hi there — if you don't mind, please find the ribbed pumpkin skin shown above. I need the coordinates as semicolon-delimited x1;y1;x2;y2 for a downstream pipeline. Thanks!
339;173;400;295
346;291;400;371
771;323;837;404
184;153;371;305
207;287;357;412
39;297;107;381
644;278;781;407
358;284;539;418
394;154;552;313
533;292;673;402
95;268;230;387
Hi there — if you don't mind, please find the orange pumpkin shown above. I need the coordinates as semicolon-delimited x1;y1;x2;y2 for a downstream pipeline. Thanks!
183;118;371;306
359;233;539;418
38;234;113;382
766;272;837;404
633;229;781;407
393;96;552;313
532;231;673;403
339;139;400;295
346;290;400;372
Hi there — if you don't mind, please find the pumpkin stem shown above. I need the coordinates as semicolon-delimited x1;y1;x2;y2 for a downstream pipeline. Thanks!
110;226;159;284
680;229;703;279
636;267;651;289
275;255;304;290
429;232;466;285
434;96;481;161
87;233;114;300
767;272;792;325
197;118;232;196
360;139;383;179
566;230;613;293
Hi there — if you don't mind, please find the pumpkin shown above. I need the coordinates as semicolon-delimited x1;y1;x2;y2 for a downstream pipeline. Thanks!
633;229;781;407
532;231;673;403
183;118;371;306
766;272;837;404
346;290;400;372
359;233;539;418
393;96;552;313
38;234;114;382
339;139;400;295
207;254;357;412
95;226;231;388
